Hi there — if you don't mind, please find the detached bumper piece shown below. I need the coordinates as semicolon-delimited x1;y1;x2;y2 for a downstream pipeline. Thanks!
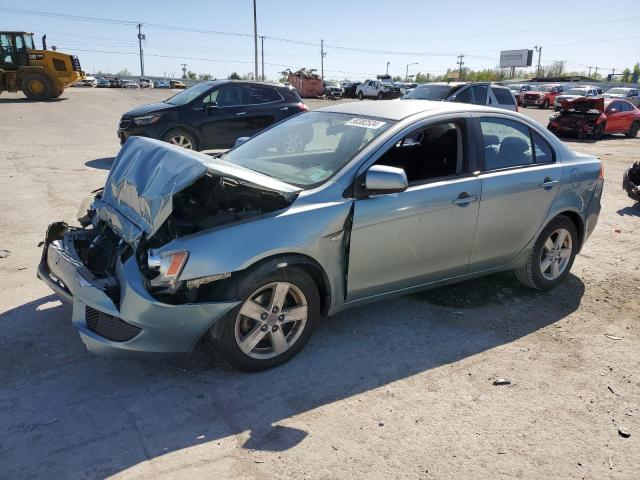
85;306;141;342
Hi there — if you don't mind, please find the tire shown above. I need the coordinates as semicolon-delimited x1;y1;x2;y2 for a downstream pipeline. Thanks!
358;91;364;100
51;88;64;99
626;121;639;138
514;215;578;291
592;122;605;140
22;73;52;100
541;99;549;109
162;129;198;150
210;267;320;371
377;92;384;100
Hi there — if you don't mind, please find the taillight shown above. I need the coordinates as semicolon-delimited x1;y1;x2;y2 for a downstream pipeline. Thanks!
297;102;309;112
598;164;605;180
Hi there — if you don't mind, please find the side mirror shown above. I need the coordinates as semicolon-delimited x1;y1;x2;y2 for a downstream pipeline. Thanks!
204;101;218;110
234;136;250;147
362;165;408;196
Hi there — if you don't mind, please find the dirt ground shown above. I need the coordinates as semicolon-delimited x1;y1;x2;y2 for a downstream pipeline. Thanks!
0;88;638;480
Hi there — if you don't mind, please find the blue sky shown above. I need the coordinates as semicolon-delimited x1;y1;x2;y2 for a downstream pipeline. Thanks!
2;1;638;80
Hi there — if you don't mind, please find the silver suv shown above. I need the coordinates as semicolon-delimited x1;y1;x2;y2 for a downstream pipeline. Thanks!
402;82;517;111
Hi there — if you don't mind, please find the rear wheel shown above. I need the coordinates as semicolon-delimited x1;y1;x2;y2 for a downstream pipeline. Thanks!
541;99;549;109
51;88;64;99
377;92;384;100
210;267;320;371
626;121;639;138
162;129;198;150
592;122;605;140
22;73;52;100
514;215;578;290
358;91;364;100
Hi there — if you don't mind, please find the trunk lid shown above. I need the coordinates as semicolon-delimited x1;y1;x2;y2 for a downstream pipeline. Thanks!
94;137;299;244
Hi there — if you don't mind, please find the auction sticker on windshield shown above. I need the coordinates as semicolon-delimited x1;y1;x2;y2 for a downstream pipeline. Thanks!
345;118;387;129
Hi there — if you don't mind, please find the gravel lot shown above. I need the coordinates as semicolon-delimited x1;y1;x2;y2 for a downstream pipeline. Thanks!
1;88;639;480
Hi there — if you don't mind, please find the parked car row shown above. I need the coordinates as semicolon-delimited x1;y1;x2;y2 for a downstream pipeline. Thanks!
76;76;188;89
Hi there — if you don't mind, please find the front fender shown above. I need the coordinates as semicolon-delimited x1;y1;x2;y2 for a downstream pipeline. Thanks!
161;199;354;310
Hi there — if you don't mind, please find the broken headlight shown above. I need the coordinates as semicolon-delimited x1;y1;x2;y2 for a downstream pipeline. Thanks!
147;249;189;287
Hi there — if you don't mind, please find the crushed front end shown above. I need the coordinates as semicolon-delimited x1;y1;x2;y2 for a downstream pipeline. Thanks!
37;137;298;358
547;97;605;139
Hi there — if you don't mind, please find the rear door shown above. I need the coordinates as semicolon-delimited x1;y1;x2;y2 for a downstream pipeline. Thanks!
490;86;517;111
242;84;287;135
200;84;252;148
469;116;563;271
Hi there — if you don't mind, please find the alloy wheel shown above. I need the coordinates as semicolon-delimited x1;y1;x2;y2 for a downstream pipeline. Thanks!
168;135;193;149
539;228;573;280
234;282;308;359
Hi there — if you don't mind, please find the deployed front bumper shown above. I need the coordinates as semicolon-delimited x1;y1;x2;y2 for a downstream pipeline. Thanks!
37;223;239;359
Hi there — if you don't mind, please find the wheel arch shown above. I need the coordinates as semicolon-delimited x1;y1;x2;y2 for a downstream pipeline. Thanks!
552;210;585;252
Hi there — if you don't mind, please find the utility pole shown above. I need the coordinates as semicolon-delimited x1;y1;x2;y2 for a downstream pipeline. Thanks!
534;45;542;78
181;63;187;79
386;61;390;75
253;0;258;81
457;54;465;80
405;62;418;81
320;39;326;79
588;66;592;77
594;67;599;77
137;23;145;77
260;36;265;81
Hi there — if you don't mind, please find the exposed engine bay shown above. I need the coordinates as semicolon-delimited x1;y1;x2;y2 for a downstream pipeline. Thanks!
144;174;294;248
548;97;605;139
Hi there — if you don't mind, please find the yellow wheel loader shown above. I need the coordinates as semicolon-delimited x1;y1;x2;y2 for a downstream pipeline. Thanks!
0;32;84;100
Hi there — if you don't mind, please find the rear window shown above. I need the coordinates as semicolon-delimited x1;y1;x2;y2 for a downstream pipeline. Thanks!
492;87;516;105
248;85;282;104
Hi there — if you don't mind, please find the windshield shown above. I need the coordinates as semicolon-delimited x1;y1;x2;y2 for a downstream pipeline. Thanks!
165;83;212;105
403;84;453;100
507;85;522;92
223;112;394;188
566;88;587;96
606;88;627;94
532;85;551;92
24;34;35;50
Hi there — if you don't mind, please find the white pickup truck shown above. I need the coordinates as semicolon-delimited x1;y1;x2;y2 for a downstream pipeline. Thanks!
355;79;402;100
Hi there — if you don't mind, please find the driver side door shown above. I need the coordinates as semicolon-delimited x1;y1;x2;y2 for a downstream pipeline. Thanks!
346;118;481;301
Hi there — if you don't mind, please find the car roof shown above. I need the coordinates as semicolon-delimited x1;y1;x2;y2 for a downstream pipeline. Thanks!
315;99;514;121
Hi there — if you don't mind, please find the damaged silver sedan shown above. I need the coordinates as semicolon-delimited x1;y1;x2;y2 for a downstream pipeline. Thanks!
38;101;603;370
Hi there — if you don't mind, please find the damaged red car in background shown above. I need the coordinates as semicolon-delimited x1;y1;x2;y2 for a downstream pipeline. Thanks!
548;97;640;139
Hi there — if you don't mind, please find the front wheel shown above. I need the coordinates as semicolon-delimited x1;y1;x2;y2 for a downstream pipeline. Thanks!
377;92;384;100
162;129;198;150
592;122;605;140
515;216;578;290
22;73;52;100
210;267;320;371
626;121;639;138
541;99;549;109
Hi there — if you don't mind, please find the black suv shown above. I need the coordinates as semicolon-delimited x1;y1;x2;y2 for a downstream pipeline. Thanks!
118;80;309;150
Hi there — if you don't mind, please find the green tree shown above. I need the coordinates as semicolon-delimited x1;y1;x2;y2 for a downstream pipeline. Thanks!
198;73;213;81
621;68;632;83
228;71;241;80
115;68;131;76
633;63;640;83
186;70;197;80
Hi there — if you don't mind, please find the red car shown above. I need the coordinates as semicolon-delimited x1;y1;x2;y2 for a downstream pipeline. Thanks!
548;97;640;139
521;84;562;109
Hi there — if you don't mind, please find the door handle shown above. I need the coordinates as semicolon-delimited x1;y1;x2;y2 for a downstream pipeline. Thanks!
452;192;479;205
235;112;247;117
540;177;560;189
279;107;289;112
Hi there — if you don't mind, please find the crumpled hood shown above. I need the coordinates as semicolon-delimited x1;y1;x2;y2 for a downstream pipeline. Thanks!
559;97;604;112
94;137;299;244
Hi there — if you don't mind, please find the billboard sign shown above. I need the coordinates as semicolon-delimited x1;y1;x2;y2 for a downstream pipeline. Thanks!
499;49;533;68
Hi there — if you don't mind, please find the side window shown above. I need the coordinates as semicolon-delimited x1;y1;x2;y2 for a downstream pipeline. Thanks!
480;118;533;170
470;85;488;105
248;86;281;104
217;85;248;107
0;34;15;64
15;35;24;51
491;87;516;105
620;102;633;112
532;130;554;164
454;87;472;103
202;89;220;105
608;101;622;112
630;90;638;97
375;121;465;184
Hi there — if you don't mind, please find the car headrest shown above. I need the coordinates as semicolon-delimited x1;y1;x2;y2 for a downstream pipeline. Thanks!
484;134;500;146
499;136;529;156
